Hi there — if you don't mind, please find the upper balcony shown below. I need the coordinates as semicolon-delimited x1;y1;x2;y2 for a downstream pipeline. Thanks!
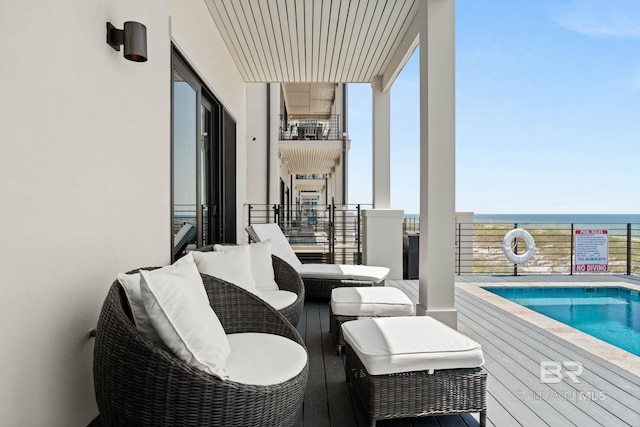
278;114;349;175
279;114;342;141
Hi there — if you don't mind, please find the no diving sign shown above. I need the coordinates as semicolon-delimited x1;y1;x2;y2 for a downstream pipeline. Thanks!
574;229;608;272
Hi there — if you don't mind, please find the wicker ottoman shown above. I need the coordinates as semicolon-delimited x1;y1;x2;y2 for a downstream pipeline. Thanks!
342;316;487;427
330;287;414;354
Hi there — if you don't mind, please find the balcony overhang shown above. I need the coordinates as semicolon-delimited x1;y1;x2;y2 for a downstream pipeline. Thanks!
295;178;326;193
279;139;349;175
204;0;418;86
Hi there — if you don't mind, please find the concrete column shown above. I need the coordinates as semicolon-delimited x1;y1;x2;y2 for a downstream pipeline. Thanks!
362;209;404;279
371;77;391;209
416;0;457;328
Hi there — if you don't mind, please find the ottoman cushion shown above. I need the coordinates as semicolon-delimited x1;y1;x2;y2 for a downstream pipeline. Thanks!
342;316;484;375
331;287;414;317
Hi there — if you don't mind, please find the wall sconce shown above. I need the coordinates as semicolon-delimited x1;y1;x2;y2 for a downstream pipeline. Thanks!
106;21;147;62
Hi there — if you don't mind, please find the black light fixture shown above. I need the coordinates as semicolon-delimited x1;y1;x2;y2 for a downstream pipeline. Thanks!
106;21;147;62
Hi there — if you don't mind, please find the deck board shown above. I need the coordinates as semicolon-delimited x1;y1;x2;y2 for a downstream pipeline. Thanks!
92;277;639;426
384;278;640;427
294;276;640;426
456;290;639;426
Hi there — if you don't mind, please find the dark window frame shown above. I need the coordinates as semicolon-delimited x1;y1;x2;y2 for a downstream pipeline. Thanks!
171;47;237;260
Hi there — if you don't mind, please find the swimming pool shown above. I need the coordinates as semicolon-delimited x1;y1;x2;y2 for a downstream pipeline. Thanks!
482;286;640;357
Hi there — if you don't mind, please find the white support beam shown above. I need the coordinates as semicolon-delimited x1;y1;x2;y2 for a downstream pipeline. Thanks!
371;76;391;209
416;0;457;328
382;14;419;93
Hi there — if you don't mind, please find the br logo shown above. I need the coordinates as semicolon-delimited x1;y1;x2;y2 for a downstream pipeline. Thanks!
540;361;584;384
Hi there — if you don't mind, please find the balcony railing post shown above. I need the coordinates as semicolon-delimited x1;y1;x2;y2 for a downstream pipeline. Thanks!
457;222;461;275
627;223;632;275
329;201;335;264
512;223;518;276
570;223;574;275
357;204;361;265
247;204;253;227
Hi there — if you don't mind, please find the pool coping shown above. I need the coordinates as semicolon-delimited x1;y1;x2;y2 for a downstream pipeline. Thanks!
457;281;640;378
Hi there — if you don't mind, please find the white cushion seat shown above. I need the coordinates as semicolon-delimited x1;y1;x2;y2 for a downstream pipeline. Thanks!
297;263;389;284
258;290;298;311
247;223;390;284
225;333;307;386
331;287;415;317
330;287;415;355
342;316;485;375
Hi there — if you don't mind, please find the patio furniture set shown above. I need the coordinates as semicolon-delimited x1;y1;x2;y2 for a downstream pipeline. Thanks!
93;225;487;426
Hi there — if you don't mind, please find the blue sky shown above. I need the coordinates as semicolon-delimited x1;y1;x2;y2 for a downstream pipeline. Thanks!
348;0;640;215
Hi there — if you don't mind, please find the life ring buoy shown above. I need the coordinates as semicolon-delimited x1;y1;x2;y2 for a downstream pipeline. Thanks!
502;228;536;265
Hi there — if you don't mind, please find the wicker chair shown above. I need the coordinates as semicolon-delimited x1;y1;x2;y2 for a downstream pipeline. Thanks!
198;245;305;326
94;272;309;427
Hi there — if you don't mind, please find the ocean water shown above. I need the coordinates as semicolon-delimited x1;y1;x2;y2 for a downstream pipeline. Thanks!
404;213;640;224
473;214;640;225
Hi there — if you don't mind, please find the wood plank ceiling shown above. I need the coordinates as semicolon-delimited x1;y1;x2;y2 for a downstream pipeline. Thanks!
204;0;417;83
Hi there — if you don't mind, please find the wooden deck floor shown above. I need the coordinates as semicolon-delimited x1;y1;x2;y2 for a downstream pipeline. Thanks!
296;277;640;426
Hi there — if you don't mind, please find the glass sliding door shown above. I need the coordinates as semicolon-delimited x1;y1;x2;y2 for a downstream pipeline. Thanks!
172;69;198;256
171;50;228;260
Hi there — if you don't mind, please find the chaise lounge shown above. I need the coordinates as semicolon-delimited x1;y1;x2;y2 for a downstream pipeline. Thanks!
246;223;390;298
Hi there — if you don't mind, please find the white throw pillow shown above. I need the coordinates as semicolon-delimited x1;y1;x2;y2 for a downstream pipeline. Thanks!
248;224;303;269
191;245;257;292
117;272;165;348
214;241;279;292
139;253;230;379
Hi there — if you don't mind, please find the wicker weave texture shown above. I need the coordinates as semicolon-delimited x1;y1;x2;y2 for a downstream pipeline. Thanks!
196;245;304;326
94;272;308;427
345;343;487;425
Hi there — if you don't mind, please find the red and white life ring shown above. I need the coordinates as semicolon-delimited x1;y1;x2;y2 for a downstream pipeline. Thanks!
502;228;536;265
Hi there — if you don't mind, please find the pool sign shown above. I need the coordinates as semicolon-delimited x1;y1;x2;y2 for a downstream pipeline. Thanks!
574;229;608;272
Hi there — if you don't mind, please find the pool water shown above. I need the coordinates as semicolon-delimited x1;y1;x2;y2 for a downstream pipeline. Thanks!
482;286;640;357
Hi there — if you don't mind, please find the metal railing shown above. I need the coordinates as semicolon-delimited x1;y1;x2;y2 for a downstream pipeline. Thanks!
404;217;640;275
246;203;370;265
462;222;640;275
279;114;341;140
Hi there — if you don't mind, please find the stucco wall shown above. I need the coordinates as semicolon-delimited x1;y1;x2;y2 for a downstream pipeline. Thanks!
245;83;280;226
0;0;246;424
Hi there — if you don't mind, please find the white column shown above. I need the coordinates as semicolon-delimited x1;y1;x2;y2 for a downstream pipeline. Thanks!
416;0;457;328
372;77;391;209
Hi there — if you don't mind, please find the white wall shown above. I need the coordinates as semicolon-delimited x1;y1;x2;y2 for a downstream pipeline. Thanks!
245;83;280;219
0;0;246;425
245;84;268;205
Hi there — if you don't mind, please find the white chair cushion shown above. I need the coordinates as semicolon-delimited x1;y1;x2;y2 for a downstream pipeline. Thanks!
248;224;390;283
258;290;298;311
117;272;165;348
331;287;414;317
225;333;307;385
342;316;484;375
214;241;279;292
192;245;257;293
297;263;389;283
247;223;303;269
139;253;230;379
